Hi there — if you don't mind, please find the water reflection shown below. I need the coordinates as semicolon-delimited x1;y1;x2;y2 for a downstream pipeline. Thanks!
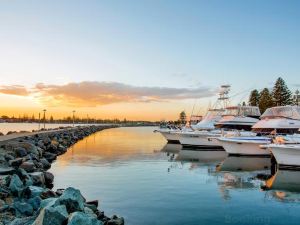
50;127;300;225
218;156;271;172
265;169;300;202
176;149;227;164
160;143;182;153
216;156;272;200
54;127;166;168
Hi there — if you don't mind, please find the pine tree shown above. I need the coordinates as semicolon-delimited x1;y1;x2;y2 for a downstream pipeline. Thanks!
259;88;274;113
249;89;259;106
179;111;186;124
272;77;292;106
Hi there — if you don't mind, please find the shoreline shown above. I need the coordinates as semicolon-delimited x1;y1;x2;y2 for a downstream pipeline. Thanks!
0;125;124;225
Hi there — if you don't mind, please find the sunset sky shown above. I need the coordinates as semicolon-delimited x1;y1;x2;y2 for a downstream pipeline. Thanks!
0;0;299;121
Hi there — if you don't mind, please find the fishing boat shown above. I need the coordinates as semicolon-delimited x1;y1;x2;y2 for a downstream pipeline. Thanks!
218;106;300;156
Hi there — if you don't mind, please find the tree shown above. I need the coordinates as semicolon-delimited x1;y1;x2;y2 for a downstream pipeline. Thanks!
259;88;274;113
249;89;259;106
179;111;186;124
272;77;292;106
50;115;54;123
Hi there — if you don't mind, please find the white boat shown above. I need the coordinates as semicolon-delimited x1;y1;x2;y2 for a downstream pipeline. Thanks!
218;136;272;156
268;144;300;167
218;106;300;156
179;105;260;149
215;106;260;131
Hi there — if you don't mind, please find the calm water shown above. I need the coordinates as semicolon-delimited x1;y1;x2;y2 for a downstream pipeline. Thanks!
50;127;300;225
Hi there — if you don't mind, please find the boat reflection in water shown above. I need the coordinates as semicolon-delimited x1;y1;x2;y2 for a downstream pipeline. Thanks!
216;156;271;200
176;148;227;164
217;156;271;172
264;169;300;202
160;143;182;154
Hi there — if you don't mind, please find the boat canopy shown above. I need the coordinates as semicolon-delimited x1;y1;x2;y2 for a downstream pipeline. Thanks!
260;106;300;120
223;106;261;117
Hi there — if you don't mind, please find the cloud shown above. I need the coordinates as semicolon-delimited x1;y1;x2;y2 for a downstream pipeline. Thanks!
0;82;216;107
34;81;216;107
0;85;30;96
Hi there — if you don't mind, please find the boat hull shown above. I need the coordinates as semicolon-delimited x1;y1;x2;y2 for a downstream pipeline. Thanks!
270;145;300;167
218;138;271;156
160;131;180;143
179;133;224;150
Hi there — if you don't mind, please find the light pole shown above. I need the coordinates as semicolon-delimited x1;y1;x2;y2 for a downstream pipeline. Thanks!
38;112;41;130
43;109;46;129
72;110;76;127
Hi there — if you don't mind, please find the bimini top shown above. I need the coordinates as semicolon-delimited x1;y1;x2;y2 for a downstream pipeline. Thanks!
223;106;261;117
260;106;300;120
191;108;224;130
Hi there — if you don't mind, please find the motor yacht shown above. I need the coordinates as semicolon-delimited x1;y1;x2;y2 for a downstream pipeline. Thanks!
218;106;300;156
179;105;260;149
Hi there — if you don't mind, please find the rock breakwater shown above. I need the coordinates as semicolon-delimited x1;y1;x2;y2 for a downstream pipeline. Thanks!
0;125;124;225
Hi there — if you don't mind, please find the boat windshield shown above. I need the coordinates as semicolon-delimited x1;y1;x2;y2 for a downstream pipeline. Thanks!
223;106;261;117
261;106;300;120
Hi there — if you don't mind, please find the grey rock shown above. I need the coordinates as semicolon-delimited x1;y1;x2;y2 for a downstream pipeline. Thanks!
40;158;51;169
9;158;23;167
9;174;23;196
9;217;35;225
58;187;85;213
43;152;56;162
68;212;103;225
15;147;27;157
43;172;54;185
28;196;42;210
13;201;34;216
84;206;97;218
29;172;45;186
0;167;15;175
107;216;125;225
40;197;58;209
0;175;11;186
32;205;68;225
25;186;45;198
20;161;36;172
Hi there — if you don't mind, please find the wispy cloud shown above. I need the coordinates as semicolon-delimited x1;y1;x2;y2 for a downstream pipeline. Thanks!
1;81;216;107
0;85;30;96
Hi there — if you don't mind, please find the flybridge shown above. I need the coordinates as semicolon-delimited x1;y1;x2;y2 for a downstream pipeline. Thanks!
260;106;300;120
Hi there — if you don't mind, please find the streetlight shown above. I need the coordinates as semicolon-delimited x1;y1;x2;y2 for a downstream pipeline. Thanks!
72;110;76;127
38;112;41;130
43;109;47;129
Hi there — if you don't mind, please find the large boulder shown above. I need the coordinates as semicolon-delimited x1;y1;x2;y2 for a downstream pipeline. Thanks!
9;158;23;167
20;161;36;172
0;167;15;175
28;196;42;210
43;152;57;162
40;158;51;170
68;212;103;225
9;217;35;225
15;147;27;157
9;174;23;196
32;205;68;225
23;186;45;198
13;201;34;216
107;216;125;225
43;172;54;185
29;172;45;186
58;187;85;213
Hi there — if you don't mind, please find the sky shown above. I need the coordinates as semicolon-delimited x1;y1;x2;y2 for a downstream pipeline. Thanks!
0;0;299;121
